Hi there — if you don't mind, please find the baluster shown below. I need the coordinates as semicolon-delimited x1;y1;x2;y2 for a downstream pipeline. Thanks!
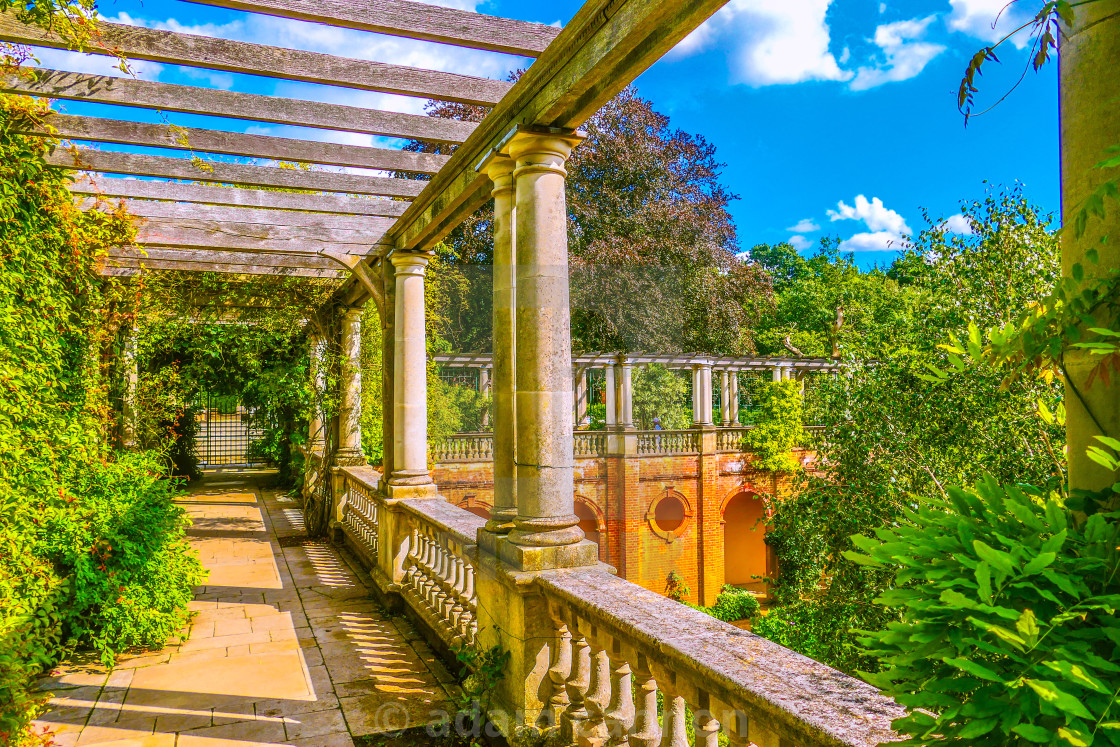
431;542;449;611
628;655;660;747
582;644;611;747
563;627;592;743
547;624;572;728
659;681;688;747
419;534;436;603
402;529;420;592
448;558;465;636
604;642;634;745
692;691;719;747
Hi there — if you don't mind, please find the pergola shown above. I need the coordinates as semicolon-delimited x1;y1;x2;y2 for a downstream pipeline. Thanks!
2;2;916;743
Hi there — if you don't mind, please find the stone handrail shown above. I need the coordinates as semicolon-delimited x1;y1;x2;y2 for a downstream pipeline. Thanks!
535;568;903;747
397;497;484;649
574;431;607;457
336;465;382;565
636;429;699;455
431;432;495;462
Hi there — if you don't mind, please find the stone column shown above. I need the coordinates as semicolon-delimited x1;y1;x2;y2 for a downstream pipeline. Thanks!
729;371;740;426
618;360;634;429
719;370;730;426
485;155;517;531
771;366;782;383
574;367;588;426
701;365;713;425
308;332;326;449
388;252;436;496
604;365;617;428
691;365;703;427
121;326;138;450
334;307;365;465
479;367;491;429
380;258;396;481
1061;0;1120;491
506;128;588;555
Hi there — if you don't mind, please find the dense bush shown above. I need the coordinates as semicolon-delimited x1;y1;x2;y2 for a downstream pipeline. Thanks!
849;478;1120;746
743;380;803;472
705;585;761;622
0;93;204;744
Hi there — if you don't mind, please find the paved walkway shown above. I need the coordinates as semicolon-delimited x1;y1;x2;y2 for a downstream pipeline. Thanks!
33;471;459;746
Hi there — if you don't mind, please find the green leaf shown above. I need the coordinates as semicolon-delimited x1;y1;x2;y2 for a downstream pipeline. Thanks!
1023;552;1057;575
1058;726;1092;746
1024;679;1094;720
974;539;1015;575
975;561;992;604
1013;723;1055;743
944;656;1004;682
956;717;999;739
1015;609;1039;645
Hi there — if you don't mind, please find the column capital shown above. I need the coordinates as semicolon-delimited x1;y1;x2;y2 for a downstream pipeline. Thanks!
339;305;363;321
480;153;516;197
389;250;432;273
507;127;585;178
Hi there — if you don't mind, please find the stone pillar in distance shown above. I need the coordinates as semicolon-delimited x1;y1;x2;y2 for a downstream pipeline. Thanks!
729;371;740;426
121;326;139;450
479;366;491;429
618;360;634;429
483;155;517;532
308;332;326;450
604;365;617;428
574;367;588;426
719;370;730;426
387;252;436;498
334;308;365;466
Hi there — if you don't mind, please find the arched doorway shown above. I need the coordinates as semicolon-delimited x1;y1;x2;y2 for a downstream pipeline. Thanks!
574;498;606;562
722;492;771;594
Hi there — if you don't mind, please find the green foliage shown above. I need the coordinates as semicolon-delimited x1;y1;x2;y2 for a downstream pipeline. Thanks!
0;93;203;743
632;364;690;429
703;585;761;623
451;637;509;739
850;478;1120;747
750;601;875;673
743;380;803;473
665;570;691;602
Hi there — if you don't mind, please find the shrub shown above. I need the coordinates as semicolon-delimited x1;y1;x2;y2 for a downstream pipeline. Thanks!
750;600;876;674
706;585;761;622
848;477;1120;746
744;380;803;472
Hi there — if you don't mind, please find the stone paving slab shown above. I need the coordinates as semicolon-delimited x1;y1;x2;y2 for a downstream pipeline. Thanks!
31;472;459;746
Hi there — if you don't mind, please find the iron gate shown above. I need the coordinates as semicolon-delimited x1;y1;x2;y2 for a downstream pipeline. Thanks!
195;392;270;468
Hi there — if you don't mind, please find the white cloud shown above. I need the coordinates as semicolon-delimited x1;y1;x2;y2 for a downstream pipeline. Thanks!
850;16;945;91
672;0;852;86
787;218;820;232
28;47;165;80
947;0;1035;49
827;195;911;235
788;235;813;251
940;214;975;235
839;231;902;252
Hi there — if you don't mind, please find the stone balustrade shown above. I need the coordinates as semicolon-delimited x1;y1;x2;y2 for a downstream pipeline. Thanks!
330;465;900;747
431;433;495;462
716;427;751;452
574;431;607;457
536;569;904;747
636;429;700;455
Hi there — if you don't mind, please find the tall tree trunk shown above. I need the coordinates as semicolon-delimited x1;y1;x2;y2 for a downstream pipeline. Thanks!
1061;1;1120;491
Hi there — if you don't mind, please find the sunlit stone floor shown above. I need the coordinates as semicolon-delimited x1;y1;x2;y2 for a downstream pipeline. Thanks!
31;471;459;746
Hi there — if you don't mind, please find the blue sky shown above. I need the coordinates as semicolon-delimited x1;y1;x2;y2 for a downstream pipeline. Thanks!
31;0;1059;269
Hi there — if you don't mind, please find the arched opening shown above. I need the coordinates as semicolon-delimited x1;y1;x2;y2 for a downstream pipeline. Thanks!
722;492;771;594
462;504;491;520
575;498;605;562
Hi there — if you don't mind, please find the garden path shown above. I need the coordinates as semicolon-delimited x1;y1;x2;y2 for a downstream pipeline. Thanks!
31;471;459;746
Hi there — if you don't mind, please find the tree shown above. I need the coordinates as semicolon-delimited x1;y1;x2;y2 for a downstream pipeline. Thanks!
409;85;774;355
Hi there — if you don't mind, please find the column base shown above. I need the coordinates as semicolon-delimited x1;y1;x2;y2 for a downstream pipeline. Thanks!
385;481;439;500
333;448;367;467
478;531;599;572
483;508;517;535
508;514;584;549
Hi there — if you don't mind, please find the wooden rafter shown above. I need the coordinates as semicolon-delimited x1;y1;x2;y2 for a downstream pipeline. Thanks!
136;217;384;255
3;69;477;144
0;13;512;106
79;197;396;231
109;246;342;270
48;148;425;197
70;177;409;217
36;113;450;174
103;255;345;278
183;0;560;57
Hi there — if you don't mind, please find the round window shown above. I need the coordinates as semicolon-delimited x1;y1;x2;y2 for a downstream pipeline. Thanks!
646;491;693;542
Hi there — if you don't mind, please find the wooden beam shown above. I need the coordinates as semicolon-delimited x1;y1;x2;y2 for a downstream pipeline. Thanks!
37;113;449;174
69;176;409;217
110;246;342;269
387;0;728;256
79;196;395;232
3;69;477;144
183;0;560;57
135;217;383;255
0;13;512;106
47;148;426;197
104;255;345;278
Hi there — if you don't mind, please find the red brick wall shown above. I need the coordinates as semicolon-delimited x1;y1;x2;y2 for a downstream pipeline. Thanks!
431;447;815;606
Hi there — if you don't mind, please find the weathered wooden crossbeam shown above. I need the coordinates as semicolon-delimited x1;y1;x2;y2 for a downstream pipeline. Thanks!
79;197;395;232
37;114;449;174
0;12;512;106
134;217;383;255
109;246;344;270
70;177;409;218
48;149;425;197
2;70;476;144
183;0;560;57
103;254;346;278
